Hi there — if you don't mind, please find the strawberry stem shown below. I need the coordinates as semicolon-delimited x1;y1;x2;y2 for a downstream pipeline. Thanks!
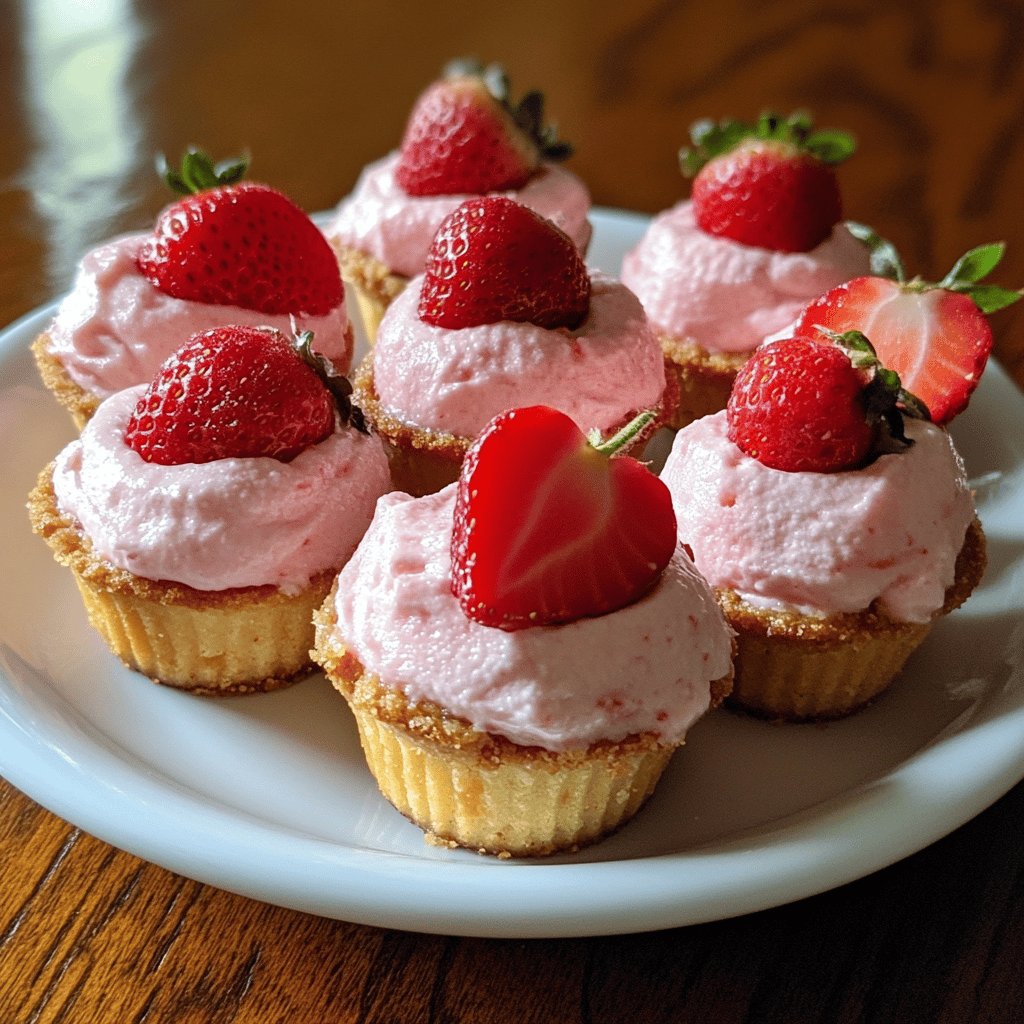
292;325;368;434
588;411;656;457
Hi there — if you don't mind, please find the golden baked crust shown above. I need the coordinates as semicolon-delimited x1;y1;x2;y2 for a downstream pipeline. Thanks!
354;353;682;497
660;334;751;429
721;518;987;721
312;589;731;856
32;332;99;429
29;464;334;693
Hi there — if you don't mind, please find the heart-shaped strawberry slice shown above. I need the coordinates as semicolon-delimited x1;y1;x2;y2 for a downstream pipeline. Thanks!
451;406;676;630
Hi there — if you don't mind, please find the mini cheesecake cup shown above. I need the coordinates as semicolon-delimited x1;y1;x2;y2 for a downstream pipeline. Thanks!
29;464;333;695
313;596;733;857
720;518;987;721
353;354;680;498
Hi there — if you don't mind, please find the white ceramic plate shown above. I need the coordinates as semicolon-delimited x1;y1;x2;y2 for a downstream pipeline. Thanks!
2;209;1023;939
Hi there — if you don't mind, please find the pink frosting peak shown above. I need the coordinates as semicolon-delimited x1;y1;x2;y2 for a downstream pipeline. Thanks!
372;271;666;438
332;486;733;751
661;411;976;623
324;153;592;278
620;201;871;353
47;233;352;400
52;386;391;595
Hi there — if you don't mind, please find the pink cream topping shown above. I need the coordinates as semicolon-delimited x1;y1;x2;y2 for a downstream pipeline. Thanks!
52;386;391;595
620;201;871;353
332;485;733;751
661;411;976;623
325;153;592;278
47;233;353;400
372;271;666;438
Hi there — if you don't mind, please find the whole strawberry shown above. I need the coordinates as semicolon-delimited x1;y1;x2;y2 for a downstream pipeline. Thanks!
395;59;572;197
451;406;676;630
726;332;927;473
419;196;590;329
124;325;360;465
680;112;855;253
795;228;1023;425
137;149;343;316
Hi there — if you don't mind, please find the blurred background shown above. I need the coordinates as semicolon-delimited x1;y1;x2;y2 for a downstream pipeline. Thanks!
2;0;1021;378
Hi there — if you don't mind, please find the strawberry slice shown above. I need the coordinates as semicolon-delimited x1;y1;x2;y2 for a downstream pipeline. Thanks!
419;196;590;330
396;60;572;197
137;149;343;316
451;406;676;631
794;235;1022;425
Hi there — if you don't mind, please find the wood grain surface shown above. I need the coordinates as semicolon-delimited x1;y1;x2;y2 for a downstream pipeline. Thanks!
1;0;1022;1021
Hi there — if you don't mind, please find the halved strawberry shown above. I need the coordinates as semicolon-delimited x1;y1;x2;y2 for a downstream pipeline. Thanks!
680;111;855;253
419;196;590;330
395;60;572;197
124;325;363;466
795;236;1022;424
451;406;676;631
137;149;343;316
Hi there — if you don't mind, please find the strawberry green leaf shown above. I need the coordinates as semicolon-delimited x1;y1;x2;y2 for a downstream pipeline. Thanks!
958;283;1024;314
294;328;368;434
783;110;813;136
847;222;906;283
680;111;854;177
681;118;759;175
939;242;1006;288
157;147;250;196
804;130;857;164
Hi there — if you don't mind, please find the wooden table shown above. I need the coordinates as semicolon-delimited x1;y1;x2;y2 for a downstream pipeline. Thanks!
2;2;1023;1020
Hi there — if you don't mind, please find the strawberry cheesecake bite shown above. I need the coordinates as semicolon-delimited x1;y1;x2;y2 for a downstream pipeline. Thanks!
34;150;352;429
313;406;733;856
356;196;673;496
621;112;872;428
661;332;986;721
29;325;389;695
324;60;591;342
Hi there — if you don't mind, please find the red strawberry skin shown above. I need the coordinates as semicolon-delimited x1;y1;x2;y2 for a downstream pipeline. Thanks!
727;337;874;472
395;77;538;197
137;183;343;316
796;276;992;425
451;406;677;631
693;140;842;253
124;325;335;465
419;197;590;330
